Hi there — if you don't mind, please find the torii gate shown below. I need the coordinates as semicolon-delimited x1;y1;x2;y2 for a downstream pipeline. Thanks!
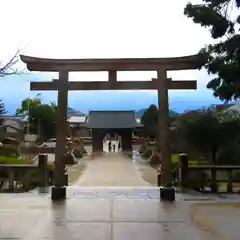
20;54;201;201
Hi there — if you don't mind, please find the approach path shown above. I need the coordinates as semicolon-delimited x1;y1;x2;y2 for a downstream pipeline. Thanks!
75;152;150;186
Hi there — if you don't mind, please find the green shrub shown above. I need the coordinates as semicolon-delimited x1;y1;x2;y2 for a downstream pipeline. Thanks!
148;152;160;166
233;170;240;182
171;154;179;162
0;147;20;158
217;145;240;165
185;170;209;191
21;169;39;190
141;148;152;159
139;144;146;154
73;149;83;158
64;153;77;165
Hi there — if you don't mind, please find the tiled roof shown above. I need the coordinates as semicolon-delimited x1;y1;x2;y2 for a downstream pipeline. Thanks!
67;108;86;117
84;110;142;129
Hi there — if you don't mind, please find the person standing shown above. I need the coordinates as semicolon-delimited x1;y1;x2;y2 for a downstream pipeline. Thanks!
112;144;116;152
108;141;112;152
118;141;121;151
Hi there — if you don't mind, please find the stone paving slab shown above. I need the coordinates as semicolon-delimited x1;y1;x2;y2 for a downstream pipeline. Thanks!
1;187;239;239
76;153;150;187
0;189;203;240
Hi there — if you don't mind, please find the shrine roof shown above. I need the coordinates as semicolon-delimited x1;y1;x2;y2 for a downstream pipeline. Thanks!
83;110;142;129
20;54;202;71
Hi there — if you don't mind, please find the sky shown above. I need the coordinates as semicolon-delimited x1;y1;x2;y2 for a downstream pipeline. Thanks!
0;0;222;114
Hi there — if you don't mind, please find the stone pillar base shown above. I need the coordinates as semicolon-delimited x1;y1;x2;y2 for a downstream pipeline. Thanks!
160;186;175;202
51;185;66;201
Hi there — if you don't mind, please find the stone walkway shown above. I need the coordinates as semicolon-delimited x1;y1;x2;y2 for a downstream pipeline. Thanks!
0;188;213;240
1;152;240;239
1;187;240;239
76;153;150;186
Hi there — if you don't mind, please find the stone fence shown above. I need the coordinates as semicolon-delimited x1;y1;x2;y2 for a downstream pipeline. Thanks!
20;146;72;154
0;154;68;192
178;154;240;193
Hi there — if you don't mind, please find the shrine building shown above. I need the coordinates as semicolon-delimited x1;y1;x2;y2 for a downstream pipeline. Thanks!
83;110;142;152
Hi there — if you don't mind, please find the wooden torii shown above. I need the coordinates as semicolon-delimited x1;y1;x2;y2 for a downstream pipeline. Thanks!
20;54;201;201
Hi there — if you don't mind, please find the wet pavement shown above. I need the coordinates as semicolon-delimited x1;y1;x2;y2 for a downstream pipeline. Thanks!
1;151;240;239
76;153;150;186
0;187;214;240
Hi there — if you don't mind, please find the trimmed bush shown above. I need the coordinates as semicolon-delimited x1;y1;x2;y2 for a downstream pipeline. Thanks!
139;144;146;154
73;149;83;158
141;148;152;159
148;152;161;166
63;153;77;165
185;170;209;191
233;170;240;182
21;169;39;190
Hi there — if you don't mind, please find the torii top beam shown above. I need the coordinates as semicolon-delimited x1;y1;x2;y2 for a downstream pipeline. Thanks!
20;54;201;72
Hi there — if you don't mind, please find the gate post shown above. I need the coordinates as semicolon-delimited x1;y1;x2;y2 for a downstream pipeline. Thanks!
51;71;69;201
156;70;175;201
38;154;48;188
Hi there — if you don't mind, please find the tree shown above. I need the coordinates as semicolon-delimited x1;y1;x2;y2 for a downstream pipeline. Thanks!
180;106;240;164
0;50;22;77
141;105;178;140
16;96;57;140
141;104;159;139
184;0;240;101
0;100;6;115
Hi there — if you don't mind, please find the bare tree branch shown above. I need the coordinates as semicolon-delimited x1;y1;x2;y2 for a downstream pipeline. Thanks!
0;49;26;77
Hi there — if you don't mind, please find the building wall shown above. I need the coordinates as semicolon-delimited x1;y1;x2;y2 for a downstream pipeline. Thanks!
70;127;91;138
92;129;105;152
2;119;21;133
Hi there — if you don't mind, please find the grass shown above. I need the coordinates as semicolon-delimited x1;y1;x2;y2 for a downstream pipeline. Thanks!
211;203;240;208
171;153;210;165
0;156;55;167
0;156;33;164
192;202;240;209
217;183;240;193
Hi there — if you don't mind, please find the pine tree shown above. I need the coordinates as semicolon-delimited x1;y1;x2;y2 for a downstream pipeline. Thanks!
184;0;240;101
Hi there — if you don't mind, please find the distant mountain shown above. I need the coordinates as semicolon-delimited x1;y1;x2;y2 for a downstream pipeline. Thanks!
136;108;179;117
0;72;223;115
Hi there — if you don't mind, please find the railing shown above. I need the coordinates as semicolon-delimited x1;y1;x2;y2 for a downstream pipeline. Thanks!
177;154;240;193
0;154;68;193
20;146;58;154
0;154;50;192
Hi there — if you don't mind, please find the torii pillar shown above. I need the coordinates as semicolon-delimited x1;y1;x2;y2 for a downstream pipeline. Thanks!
156;70;174;200
51;71;69;200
